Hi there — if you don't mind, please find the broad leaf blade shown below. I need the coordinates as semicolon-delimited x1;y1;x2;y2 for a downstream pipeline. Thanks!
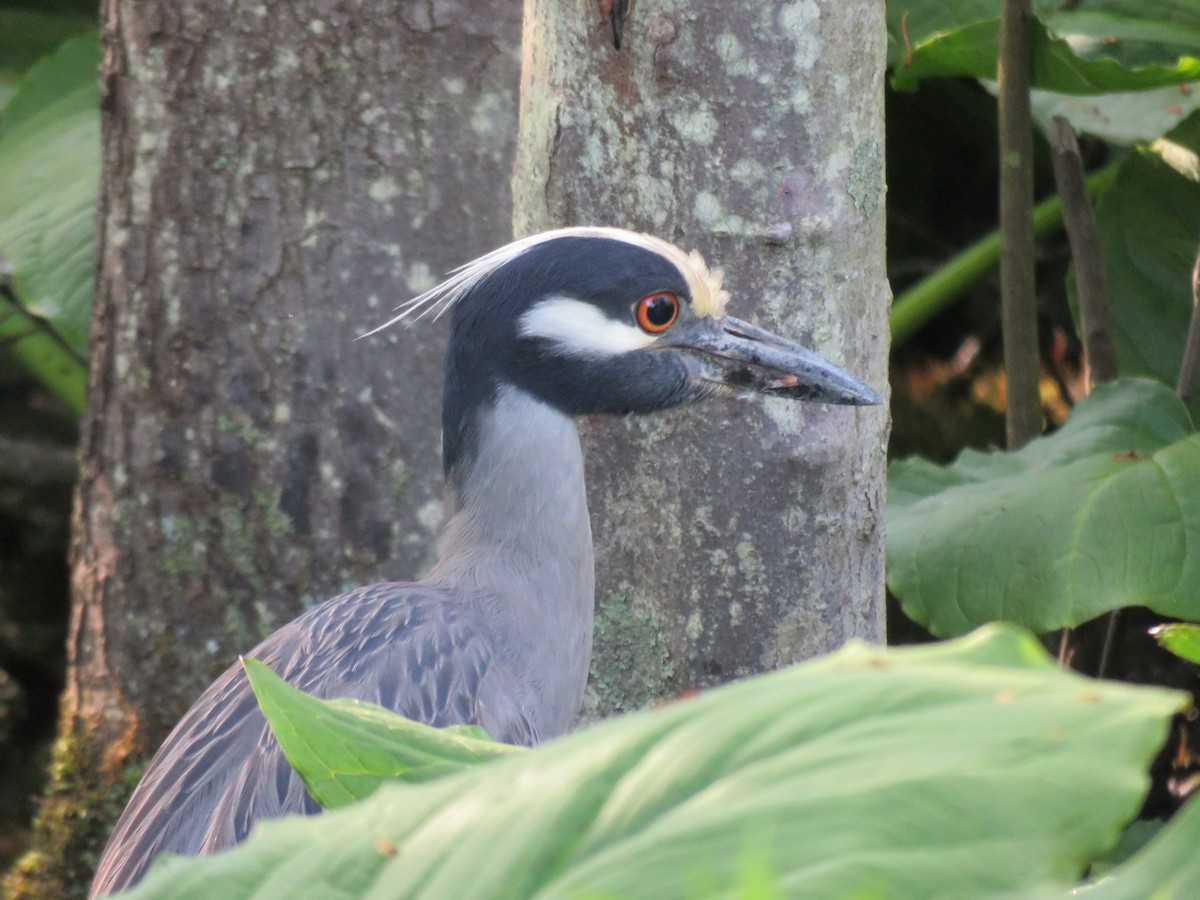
1150;624;1200;665
243;658;520;809
891;15;1200;95
0;32;98;413
129;625;1185;899
887;1;1200;140
888;379;1200;637
0;27;99;136
1084;111;1200;422
1028;82;1200;146
0;284;87;414
0;8;95;84
1075;797;1200;898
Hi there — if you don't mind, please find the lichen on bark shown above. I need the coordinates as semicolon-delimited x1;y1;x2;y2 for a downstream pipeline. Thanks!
581;592;676;723
517;0;891;719
14;0;523;894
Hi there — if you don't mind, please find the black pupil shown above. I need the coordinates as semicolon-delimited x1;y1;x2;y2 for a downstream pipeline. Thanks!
645;295;675;327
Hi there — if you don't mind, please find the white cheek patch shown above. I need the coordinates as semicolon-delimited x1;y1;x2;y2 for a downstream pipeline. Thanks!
518;296;656;358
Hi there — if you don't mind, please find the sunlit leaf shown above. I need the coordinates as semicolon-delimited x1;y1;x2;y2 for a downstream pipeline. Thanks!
1027;82;1200;146
243;658;520;809
1149;624;1200;665
888;379;1200;636
128;625;1185;899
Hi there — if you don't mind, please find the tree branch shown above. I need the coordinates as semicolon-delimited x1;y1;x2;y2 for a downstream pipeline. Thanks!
1177;242;1200;402
998;0;1041;449
1048;117;1118;388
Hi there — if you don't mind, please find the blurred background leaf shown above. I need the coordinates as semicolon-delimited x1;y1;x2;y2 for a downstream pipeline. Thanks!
0;1;95;107
1082;111;1200;421
0;31;98;415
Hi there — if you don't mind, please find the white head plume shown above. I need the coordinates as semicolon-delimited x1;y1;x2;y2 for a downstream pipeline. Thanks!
360;226;728;338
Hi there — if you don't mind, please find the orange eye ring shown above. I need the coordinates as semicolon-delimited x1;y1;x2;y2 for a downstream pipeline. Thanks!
636;292;679;333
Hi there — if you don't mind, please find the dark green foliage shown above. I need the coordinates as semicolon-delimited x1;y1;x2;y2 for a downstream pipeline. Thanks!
890;379;1200;636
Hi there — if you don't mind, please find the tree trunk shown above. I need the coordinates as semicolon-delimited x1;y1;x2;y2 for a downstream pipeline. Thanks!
7;2;520;896
515;0;890;720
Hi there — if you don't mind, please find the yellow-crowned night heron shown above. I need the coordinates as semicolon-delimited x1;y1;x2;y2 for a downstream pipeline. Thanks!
91;227;881;895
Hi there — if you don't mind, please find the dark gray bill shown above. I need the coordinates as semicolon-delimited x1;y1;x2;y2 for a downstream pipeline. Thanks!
665;315;884;406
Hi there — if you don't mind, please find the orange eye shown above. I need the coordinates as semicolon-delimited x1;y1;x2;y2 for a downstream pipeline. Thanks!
635;292;679;333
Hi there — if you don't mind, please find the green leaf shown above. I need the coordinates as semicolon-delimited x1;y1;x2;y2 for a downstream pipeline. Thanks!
1028;82;1200;146
0;286;87;414
1075;797;1200;898
1084;818;1165;881
0;27;100;138
888;379;1200;637
0;32;98;413
1042;4;1200;71
1149;624;1200;665
887;0;1200;140
1027;6;1200;142
0;8;95;82
127;625;1185;899
901;18;1200;95
885;0;1065;68
243;658;521;809
1084;111;1200;422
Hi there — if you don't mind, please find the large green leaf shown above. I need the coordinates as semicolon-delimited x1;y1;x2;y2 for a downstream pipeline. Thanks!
1030;6;1200;142
1075;797;1200;898
243;658;520;809
0;31;98;414
1084;111;1200;422
0;25;99;138
886;0;1072;68
1042;3;1200;71
0;7;95;83
888;379;1200;637
1028;82;1200;146
887;0;1200;140
126;625;1185;899
891;17;1200;95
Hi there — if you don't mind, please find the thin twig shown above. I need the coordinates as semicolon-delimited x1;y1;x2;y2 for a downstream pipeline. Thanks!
1056;627;1072;666
1048;118;1124;680
1048;117;1118;387
1096;608;1121;680
1177;242;1200;402
998;0;1041;449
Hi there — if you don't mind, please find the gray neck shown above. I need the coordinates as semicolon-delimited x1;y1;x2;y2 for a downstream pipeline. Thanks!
426;386;594;739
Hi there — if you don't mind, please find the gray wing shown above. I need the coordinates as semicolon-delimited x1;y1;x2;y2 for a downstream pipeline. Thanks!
91;584;534;897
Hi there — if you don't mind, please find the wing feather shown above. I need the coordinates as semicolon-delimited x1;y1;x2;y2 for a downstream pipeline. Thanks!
91;584;534;896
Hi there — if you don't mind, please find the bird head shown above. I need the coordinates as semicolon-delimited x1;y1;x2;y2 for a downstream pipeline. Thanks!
367;227;882;422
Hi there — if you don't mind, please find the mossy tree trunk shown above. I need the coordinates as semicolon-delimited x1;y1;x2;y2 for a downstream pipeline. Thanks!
515;0;890;720
6;2;520;896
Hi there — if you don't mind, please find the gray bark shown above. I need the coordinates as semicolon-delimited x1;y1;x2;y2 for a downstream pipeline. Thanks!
515;0;890;719
11;2;521;895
